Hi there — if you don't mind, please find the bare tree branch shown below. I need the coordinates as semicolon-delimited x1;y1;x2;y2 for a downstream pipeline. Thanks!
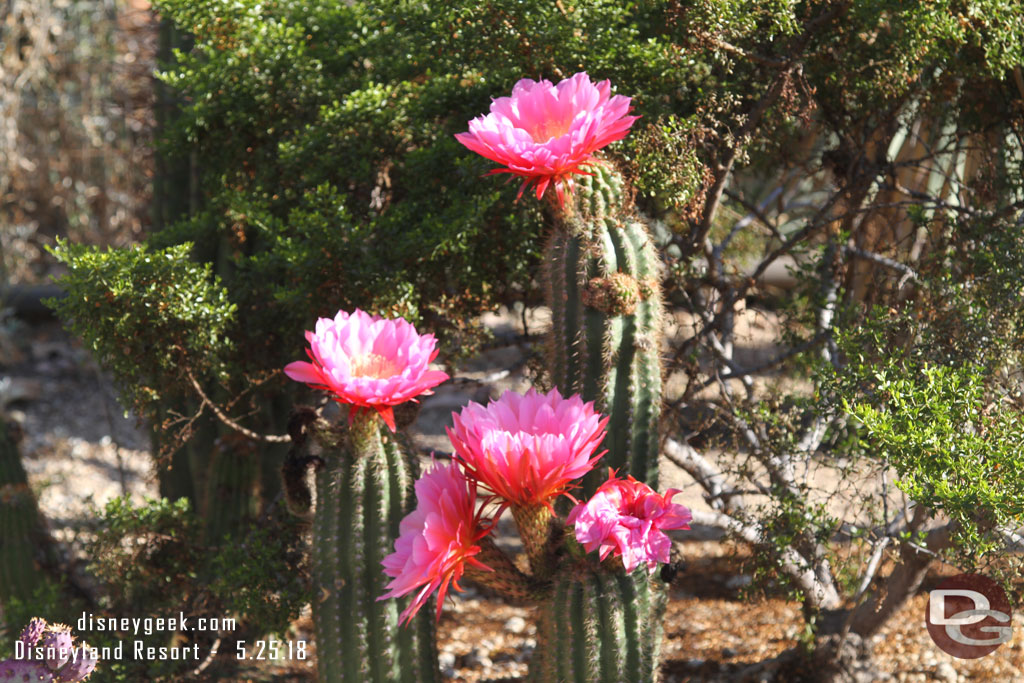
848;515;955;637
184;367;291;443
663;437;745;513
691;508;842;610
842;245;919;282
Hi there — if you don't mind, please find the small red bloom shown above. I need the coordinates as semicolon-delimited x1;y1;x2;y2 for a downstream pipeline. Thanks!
568;470;692;573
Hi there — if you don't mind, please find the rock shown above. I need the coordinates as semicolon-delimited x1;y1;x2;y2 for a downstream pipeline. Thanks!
504;616;527;634
722;646;738;658
0;377;43;407
438;651;456;677
933;662;957;683
463;648;492;669
725;574;753;591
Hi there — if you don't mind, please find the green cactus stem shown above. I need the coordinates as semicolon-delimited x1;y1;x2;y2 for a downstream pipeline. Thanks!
544;163;664;494
201;433;259;544
530;563;668;683
0;420;43;605
464;536;549;604
306;411;439;682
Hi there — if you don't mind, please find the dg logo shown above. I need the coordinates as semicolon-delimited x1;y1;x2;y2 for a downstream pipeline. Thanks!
926;573;1013;659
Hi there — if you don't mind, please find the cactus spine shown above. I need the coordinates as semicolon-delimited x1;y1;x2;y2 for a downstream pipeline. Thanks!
532;566;667;683
544;163;664;494
308;412;438;682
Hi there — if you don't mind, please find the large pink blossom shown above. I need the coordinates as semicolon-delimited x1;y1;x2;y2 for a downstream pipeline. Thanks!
455;72;639;205
284;309;449;431
379;461;491;624
568;471;692;573
446;388;608;507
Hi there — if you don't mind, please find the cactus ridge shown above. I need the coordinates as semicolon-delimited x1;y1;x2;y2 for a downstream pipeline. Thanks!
202;437;258;544
309;416;438;682
531;567;667;683
544;165;664;495
0;422;43;604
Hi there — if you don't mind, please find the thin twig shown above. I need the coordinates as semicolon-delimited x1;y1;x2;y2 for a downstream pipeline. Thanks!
191;638;220;677
696;331;828;389
853;536;891;601
184;368;290;443
842;245;919;282
663;437;745;513
722;187;785;242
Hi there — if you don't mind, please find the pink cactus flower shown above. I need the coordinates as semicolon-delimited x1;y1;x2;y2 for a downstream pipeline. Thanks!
379;461;492;624
446;388;608;507
284;309;449;431
568;470;692;573
455;71;639;205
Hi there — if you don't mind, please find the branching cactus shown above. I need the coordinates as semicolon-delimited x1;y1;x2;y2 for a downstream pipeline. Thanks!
421;71;679;681
456;71;662;494
283;309;448;682
379;388;690;683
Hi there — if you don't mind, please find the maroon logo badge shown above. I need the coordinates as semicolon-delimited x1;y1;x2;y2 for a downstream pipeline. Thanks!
926;573;1013;658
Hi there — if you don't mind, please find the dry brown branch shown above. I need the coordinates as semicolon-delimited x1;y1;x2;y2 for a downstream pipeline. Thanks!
184;367;290;443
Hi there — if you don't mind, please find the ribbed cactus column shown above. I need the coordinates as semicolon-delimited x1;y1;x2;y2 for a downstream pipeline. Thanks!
545;163;664;493
531;563;667;683
310;412;438;682
0;420;42;605
202;433;259;544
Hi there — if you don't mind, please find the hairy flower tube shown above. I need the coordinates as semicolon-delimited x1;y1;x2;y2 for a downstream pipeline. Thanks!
568;471;692;573
379;461;492;624
284;309;449;431
455;71;639;205
447;388;608;508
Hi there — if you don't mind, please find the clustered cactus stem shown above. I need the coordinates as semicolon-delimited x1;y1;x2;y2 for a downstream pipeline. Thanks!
531;566;667;683
531;161;670;680
290;73;682;683
301;411;438;682
544;162;665;495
